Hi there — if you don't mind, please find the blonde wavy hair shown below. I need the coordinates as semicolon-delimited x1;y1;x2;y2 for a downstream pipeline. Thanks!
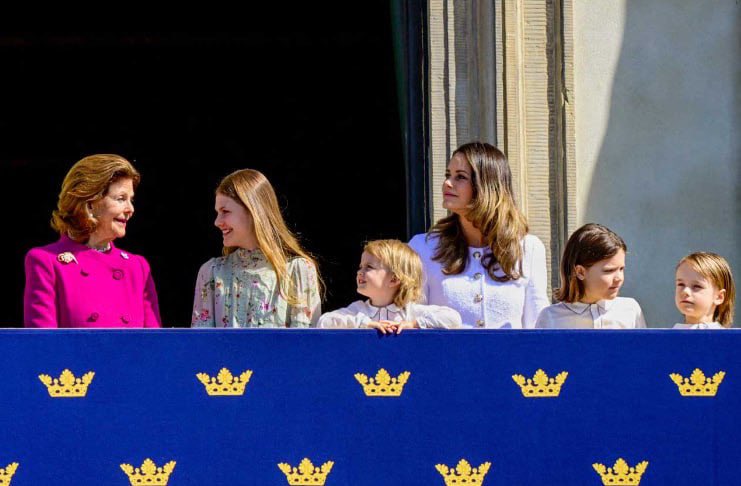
429;142;529;281
51;154;141;243
364;239;423;307
677;252;735;327
216;169;323;304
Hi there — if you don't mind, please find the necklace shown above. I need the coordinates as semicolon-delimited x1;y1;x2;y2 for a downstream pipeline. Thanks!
86;241;111;252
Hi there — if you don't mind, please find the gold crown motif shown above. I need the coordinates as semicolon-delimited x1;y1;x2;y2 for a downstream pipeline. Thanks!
0;463;18;486
511;369;568;398
354;368;410;397
435;459;491;485
196;368;253;396
670;369;725;397
120;459;176;485
593;458;648;485
38;369;94;398
277;458;334;485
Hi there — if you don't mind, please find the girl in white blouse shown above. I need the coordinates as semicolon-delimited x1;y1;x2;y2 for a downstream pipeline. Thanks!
673;252;735;329
409;142;549;328
535;224;646;329
191;169;322;328
318;239;461;333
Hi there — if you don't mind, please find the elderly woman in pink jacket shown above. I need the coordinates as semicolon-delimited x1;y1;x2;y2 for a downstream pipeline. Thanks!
24;154;161;328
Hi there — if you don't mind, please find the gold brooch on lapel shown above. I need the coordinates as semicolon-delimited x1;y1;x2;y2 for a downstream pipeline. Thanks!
57;252;78;264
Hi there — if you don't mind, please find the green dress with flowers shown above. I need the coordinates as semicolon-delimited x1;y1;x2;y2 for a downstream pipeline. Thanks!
191;248;320;328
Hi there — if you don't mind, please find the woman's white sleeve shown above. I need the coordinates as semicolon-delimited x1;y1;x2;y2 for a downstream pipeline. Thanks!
413;304;462;329
522;237;550;328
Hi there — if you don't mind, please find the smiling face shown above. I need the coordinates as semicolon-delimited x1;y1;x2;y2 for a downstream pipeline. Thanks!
675;261;725;324
356;251;399;307
214;192;258;250
576;249;626;303
87;178;135;247
442;153;474;215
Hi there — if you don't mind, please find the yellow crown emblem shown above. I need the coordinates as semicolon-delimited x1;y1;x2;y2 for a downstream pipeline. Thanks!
277;458;334;485
670;368;725;397
435;459;491;485
354;368;410;397
196;368;253;396
120;458;176;485
38;369;94;398
0;463;18;486
593;458;648;485
512;369;568;397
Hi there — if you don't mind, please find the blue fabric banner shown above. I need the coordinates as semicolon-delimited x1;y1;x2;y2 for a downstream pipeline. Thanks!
0;329;737;485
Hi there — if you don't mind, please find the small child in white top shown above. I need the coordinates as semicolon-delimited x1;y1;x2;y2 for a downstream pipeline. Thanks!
673;252;735;329
318;239;461;333
535;224;646;329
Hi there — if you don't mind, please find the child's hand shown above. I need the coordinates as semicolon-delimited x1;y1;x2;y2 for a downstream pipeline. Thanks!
385;320;420;334
368;320;420;334
367;321;395;334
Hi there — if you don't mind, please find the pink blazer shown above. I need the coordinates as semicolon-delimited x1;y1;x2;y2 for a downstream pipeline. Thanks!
24;236;162;328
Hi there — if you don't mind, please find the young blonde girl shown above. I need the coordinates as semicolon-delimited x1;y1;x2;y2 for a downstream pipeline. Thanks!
318;239;461;333
673;252;735;329
192;169;322;328
535;223;646;329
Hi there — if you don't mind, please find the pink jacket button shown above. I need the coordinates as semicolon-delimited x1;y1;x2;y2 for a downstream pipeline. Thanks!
88;312;99;322
112;269;124;280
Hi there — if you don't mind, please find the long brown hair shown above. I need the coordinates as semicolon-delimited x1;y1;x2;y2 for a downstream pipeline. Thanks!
555;223;627;303
677;252;735;327
51;154;141;243
216;169;323;304
429;142;528;281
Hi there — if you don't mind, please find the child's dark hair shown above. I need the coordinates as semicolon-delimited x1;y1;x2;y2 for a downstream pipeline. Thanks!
555;223;627;303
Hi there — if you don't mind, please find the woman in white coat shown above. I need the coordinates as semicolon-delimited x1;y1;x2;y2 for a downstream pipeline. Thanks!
409;142;549;328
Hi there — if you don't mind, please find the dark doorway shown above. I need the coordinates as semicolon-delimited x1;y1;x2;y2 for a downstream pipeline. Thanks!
1;8;406;326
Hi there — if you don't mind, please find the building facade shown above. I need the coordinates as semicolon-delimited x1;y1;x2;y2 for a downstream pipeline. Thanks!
423;0;739;326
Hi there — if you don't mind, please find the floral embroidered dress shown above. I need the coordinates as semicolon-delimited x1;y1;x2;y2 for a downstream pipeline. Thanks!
191;248;320;328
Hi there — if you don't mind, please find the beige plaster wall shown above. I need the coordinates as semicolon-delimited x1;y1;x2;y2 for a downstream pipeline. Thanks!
574;1;740;326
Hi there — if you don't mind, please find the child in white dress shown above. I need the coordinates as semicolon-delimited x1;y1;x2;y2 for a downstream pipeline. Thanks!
191;169;321;328
535;224;646;329
673;252;735;329
318;240;461;333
